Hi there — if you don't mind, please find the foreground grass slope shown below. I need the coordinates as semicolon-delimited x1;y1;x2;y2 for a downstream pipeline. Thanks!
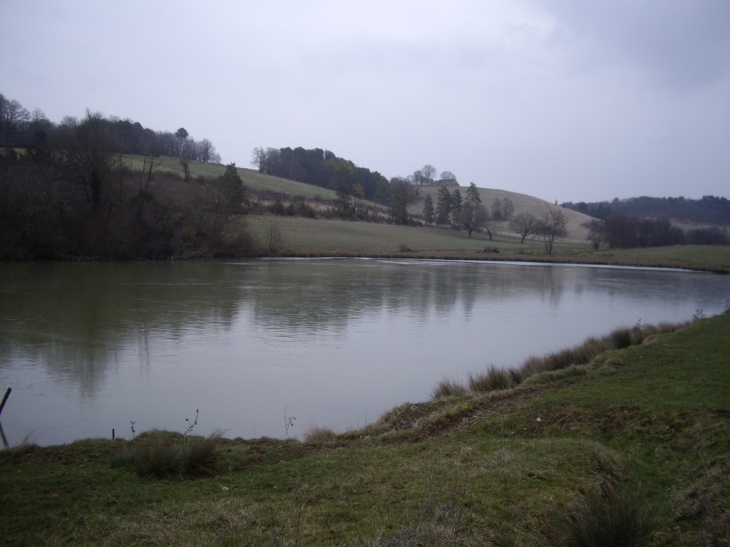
2;312;728;546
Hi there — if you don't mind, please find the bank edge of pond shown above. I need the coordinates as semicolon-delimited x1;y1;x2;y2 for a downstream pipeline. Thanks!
256;247;730;275
4;245;729;274
2;312;729;545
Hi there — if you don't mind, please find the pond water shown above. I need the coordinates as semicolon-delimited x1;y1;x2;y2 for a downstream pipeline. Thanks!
1;258;728;447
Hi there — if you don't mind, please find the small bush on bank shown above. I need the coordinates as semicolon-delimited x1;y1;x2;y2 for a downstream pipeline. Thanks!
432;377;467;400
111;430;223;478
460;321;687;398
561;489;650;547
304;426;338;443
468;366;513;392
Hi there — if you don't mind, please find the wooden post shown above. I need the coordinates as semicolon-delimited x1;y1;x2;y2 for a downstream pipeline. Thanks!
0;421;7;450
0;388;10;416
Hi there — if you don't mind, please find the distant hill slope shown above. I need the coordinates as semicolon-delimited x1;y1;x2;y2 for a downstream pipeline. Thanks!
122;155;591;242
562;195;730;227
122;155;339;200
411;185;593;243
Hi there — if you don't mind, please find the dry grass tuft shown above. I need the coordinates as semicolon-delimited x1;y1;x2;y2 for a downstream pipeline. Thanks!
111;429;223;478
468;366;513;392
304;426;338;443
560;489;650;547
432;377;468;400
460;321;685;398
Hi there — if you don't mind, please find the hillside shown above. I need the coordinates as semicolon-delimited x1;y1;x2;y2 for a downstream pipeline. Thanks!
122;155;340;200
411;185;594;243
563;195;730;227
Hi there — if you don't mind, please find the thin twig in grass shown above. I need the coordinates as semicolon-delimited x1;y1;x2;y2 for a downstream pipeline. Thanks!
183;409;199;436
284;407;296;438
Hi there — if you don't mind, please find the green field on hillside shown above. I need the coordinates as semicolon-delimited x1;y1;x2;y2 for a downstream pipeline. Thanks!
122;155;339;200
2;311;728;546
244;215;582;254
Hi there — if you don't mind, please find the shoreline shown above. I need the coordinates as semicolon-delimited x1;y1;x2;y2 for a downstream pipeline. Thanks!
3;248;729;275
2;313;729;544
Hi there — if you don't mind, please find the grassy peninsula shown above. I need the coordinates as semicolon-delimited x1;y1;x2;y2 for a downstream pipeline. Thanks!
2;311;729;546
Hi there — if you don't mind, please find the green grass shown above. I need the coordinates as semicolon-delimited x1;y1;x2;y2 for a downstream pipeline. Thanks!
242;215;730;274
122;154;339;199
244;215;582;254
2;313;729;545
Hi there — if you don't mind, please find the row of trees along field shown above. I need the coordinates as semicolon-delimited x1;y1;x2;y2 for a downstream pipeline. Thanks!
563;195;730;225
251;146;391;203
0;107;252;260
0;93;220;162
584;216;729;249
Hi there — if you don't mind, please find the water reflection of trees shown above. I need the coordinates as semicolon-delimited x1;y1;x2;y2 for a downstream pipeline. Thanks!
247;260;569;332
7;259;700;394
0;261;245;392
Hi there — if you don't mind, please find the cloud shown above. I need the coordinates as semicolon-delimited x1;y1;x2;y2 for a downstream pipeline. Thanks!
547;0;730;91
1;0;728;202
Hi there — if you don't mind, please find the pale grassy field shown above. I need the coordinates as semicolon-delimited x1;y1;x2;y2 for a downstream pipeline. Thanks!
411;185;594;243
244;215;580;254
583;245;730;273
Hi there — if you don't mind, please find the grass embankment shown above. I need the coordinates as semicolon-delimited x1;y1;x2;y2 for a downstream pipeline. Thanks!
244;215;730;273
2;313;729;546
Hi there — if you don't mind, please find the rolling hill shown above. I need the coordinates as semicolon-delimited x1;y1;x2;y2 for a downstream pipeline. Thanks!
122;155;593;244
411;185;594;243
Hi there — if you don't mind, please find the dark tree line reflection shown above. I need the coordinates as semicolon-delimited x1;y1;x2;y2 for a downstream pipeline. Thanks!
0;259;720;394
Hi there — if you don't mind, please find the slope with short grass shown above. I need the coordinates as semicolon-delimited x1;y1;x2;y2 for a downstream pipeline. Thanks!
122;154;340;200
2;311;728;546
411;185;595;243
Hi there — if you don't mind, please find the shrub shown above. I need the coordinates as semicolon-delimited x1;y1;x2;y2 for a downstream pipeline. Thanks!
468;366;513;392
609;328;633;350
561;490;649;547
432;377;467;400
179;430;223;476
111;430;222;478
304;426;338;443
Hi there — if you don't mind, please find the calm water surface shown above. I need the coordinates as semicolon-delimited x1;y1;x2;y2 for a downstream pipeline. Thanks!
1;258;728;446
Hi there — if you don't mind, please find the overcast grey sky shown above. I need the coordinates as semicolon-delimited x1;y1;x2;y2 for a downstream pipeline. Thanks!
1;0;728;202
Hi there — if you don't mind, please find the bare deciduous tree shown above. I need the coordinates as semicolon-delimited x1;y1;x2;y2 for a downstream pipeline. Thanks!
267;222;284;252
510;211;539;243
439;170;457;183
584;219;604;249
460;202;488;238
56;110;121;213
0;95;30;146
492;197;515;220
538;208;568;254
421;164;437;185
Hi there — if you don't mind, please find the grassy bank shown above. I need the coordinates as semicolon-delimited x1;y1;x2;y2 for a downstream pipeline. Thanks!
243;215;730;274
2;312;729;546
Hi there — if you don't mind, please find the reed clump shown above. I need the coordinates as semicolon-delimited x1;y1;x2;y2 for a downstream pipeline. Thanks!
468;366;514;392
432;377;468;399
431;321;685;400
303;426;338;443
560;489;650;547
111;429;223;478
